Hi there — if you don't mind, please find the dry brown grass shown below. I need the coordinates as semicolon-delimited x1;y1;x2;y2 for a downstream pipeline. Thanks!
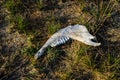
0;0;120;80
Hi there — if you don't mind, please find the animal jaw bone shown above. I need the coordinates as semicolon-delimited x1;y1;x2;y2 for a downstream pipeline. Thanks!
35;24;101;59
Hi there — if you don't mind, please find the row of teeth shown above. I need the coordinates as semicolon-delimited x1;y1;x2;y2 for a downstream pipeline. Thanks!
50;36;69;47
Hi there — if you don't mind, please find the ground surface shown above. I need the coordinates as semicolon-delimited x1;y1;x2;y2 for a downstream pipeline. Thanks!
0;0;120;80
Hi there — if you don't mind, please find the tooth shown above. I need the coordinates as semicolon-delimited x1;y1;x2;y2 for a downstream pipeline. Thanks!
51;42;56;47
63;38;66;43
61;38;65;43
65;36;69;41
57;40;60;45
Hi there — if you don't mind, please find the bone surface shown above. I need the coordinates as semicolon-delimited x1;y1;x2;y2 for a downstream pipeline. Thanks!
35;24;101;59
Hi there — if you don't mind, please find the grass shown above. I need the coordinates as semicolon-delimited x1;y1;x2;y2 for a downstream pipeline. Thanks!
4;0;25;15
1;0;120;80
15;15;30;33
36;0;43;9
47;21;61;36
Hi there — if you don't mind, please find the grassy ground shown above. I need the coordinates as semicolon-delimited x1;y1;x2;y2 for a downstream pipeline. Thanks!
0;0;120;80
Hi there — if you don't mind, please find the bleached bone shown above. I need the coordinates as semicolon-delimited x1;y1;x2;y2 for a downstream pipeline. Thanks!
35;24;101;59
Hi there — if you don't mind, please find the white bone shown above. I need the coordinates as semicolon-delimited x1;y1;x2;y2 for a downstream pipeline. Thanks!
35;24;101;59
